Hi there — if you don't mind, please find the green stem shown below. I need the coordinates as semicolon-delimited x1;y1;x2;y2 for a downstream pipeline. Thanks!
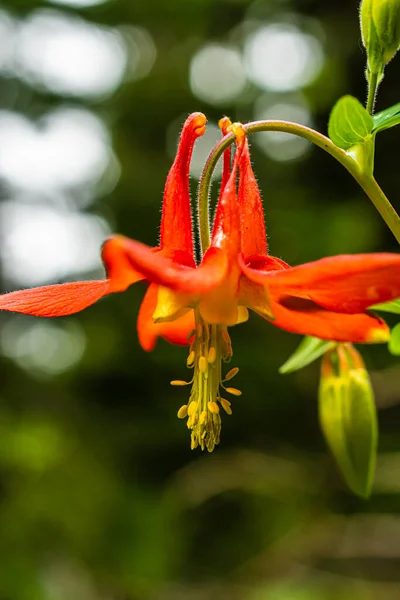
198;120;400;253
366;70;379;114
356;175;400;244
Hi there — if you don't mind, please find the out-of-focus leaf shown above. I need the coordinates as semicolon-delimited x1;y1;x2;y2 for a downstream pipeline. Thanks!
371;298;400;314
279;336;335;374
319;369;377;498
372;102;400;133
328;95;374;149
389;322;400;355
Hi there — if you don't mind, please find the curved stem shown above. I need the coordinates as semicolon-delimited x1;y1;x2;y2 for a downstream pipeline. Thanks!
356;176;400;243
197;120;400;254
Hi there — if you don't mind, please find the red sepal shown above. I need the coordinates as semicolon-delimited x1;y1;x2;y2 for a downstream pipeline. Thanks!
243;253;400;313
0;280;111;317
105;235;228;294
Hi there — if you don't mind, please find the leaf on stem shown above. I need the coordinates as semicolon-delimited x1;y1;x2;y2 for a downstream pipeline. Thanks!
371;298;400;314
389;322;400;355
279;336;335;374
328;95;374;150
372;102;400;133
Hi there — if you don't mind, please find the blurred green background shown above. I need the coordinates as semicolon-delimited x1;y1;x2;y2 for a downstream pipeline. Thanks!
0;0;399;598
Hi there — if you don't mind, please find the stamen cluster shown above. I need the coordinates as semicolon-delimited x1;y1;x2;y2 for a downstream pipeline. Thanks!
172;310;242;452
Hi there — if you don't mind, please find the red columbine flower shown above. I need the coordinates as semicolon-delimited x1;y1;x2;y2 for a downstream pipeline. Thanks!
0;113;399;452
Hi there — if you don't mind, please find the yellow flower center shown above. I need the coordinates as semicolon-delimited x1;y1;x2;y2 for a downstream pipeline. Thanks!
172;309;241;452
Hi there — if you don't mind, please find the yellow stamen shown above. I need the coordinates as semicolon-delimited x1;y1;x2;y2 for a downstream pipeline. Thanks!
221;328;232;360
177;405;188;419
199;410;207;425
208;346;216;364
170;380;189;386
198;356;208;373
222;329;230;344
220;398;232;415
208;401;219;414
175;310;242;452
188;401;198;416
186;350;195;367
225;387;242;396
224;367;239;381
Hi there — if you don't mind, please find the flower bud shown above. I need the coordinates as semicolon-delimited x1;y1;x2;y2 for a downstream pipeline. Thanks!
319;344;378;498
360;0;400;74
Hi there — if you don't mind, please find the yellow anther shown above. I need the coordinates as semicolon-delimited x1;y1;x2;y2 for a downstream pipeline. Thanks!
188;401;198;417
220;398;232;415
170;380;189;386
225;387;242;396
222;330;231;344
200;410;207;425
224;367;239;381
208;401;220;414
208;347;217;364
213;412;221;424
191;435;198;450
177;405;188;419
186;350;195;367
221;329;232;359
199;356;208;374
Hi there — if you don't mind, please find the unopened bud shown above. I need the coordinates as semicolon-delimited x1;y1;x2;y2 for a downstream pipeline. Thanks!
360;0;400;74
319;344;377;498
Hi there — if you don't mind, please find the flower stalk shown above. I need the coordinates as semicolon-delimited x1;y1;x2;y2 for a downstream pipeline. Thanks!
198;120;400;249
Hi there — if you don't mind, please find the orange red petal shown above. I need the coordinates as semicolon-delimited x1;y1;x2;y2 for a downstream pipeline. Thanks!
160;112;206;255
238;139;268;257
137;283;194;351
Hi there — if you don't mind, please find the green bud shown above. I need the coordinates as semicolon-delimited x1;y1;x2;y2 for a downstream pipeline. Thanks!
319;345;378;498
360;0;400;74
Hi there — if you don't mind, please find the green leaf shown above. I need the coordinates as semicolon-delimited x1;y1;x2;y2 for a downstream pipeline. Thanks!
389;323;400;355
372;102;400;133
328;95;374;150
371;298;400;314
319;370;377;498
279;336;335;374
